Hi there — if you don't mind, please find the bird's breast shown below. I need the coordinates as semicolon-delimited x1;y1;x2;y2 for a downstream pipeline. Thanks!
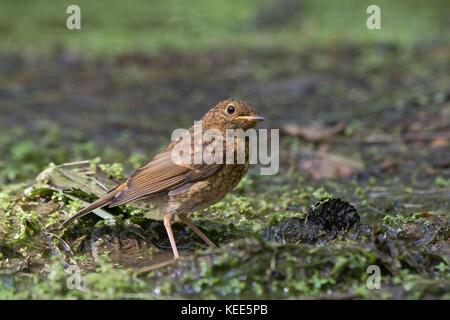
166;162;249;215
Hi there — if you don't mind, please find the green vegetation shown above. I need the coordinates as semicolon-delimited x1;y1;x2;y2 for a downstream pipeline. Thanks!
0;0;448;55
0;160;448;299
0;0;449;299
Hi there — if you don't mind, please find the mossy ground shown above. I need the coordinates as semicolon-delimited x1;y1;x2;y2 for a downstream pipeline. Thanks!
0;162;448;299
0;0;449;299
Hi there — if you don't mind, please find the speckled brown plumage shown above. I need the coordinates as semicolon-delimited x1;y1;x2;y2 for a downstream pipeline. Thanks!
60;99;264;259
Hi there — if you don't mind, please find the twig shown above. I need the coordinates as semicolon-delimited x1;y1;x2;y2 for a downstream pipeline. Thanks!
46;232;73;254
138;259;176;273
36;160;91;181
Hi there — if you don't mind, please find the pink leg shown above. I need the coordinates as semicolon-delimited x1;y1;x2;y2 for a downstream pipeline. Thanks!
164;213;180;259
178;214;217;248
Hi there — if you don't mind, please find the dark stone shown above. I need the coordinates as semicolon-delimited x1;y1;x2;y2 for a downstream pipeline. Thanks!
307;198;359;232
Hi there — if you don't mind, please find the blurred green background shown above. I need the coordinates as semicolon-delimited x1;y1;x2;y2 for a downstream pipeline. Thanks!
0;0;449;300
0;0;449;184
1;0;448;55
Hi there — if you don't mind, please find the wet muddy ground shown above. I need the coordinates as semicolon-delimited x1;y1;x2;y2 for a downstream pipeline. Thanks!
0;42;449;299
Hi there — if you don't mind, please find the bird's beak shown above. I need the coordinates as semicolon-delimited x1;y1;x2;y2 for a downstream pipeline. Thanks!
235;115;265;122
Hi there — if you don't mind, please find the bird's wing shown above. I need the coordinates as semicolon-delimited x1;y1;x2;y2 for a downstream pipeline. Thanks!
109;149;223;207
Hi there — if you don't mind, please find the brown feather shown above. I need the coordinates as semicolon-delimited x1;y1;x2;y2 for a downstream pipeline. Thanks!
58;183;126;229
60;99;261;229
109;150;223;207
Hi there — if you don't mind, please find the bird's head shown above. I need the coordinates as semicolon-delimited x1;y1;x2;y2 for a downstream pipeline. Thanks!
202;99;264;131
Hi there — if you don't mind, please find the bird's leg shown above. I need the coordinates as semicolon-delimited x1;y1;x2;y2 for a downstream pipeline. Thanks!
163;213;180;259
178;214;217;248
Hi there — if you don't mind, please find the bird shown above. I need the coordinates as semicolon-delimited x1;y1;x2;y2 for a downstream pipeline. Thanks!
59;99;264;259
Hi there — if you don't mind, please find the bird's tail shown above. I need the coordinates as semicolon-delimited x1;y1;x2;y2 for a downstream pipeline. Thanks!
58;183;125;229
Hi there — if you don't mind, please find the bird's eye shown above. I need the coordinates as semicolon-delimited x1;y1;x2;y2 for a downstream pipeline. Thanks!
226;105;235;114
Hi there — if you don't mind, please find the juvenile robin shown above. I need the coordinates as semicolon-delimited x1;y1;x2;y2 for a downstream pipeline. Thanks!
59;99;264;259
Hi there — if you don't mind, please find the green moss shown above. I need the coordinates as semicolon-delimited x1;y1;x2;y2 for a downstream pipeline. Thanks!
98;163;125;180
0;14;448;298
